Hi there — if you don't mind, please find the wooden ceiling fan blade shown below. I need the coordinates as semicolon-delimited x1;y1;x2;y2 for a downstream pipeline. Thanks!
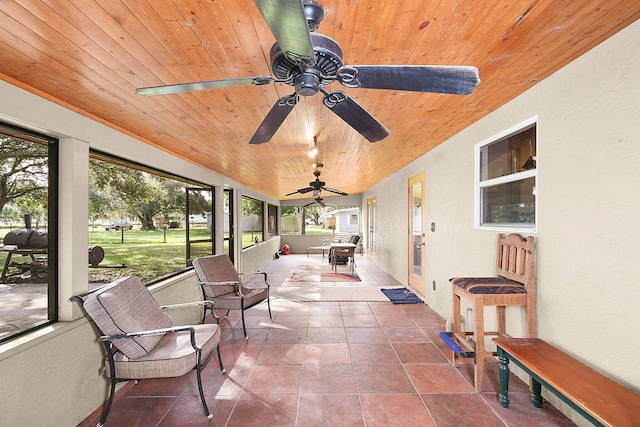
254;0;316;66
324;187;348;196
136;76;275;96
286;187;314;196
337;65;480;95
249;94;298;144
323;91;390;143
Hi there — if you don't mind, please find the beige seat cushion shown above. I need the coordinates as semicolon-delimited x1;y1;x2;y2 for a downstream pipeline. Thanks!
108;323;221;379
211;286;268;311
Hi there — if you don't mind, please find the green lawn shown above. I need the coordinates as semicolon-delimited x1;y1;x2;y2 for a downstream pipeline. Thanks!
0;227;209;284
0;224;335;284
88;227;207;282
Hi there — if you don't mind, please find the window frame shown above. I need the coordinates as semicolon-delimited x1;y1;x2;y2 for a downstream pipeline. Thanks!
241;195;264;249
186;187;215;263
474;116;538;233
88;150;215;284
267;203;278;238
0;122;58;344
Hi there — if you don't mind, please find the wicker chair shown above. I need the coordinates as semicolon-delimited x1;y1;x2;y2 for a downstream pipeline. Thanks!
192;254;272;339
71;276;225;426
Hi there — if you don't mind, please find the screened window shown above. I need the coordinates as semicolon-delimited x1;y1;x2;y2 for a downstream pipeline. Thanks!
223;188;233;260
186;188;214;261
89;153;213;283
241;196;263;248
267;204;278;238
0;123;57;343
281;204;359;235
476;119;537;230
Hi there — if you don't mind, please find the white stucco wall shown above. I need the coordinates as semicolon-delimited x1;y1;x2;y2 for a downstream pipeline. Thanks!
364;19;640;425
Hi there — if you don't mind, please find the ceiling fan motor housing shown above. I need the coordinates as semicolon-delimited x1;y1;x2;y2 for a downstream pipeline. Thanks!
270;33;344;89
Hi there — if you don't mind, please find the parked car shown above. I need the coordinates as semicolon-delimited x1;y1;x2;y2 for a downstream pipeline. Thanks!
103;220;133;231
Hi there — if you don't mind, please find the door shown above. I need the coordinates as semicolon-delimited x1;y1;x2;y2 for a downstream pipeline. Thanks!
408;173;426;296
367;196;377;257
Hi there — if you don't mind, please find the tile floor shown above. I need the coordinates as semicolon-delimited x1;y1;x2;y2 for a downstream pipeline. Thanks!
78;254;575;427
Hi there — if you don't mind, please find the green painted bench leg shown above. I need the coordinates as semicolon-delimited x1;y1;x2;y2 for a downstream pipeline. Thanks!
531;378;543;408
497;347;510;408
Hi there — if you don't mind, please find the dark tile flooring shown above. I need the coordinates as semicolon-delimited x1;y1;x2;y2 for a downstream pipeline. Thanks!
78;254;575;426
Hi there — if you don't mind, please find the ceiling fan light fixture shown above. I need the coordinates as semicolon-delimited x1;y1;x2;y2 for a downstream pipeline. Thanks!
295;73;320;96
308;146;318;158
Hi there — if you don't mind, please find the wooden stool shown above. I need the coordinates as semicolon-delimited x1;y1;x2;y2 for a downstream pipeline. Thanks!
449;233;536;391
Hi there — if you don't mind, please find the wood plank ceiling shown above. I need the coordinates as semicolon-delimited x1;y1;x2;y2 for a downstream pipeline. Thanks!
0;1;638;200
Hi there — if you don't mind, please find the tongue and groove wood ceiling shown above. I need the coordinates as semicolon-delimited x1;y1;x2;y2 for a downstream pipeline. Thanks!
0;1;638;200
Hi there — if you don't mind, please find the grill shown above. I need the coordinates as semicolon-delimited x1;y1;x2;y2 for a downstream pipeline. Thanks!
4;228;48;249
2;228;49;282
2;226;106;282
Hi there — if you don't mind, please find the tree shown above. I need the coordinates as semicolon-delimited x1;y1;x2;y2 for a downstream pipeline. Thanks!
242;197;263;216
241;197;263;235
0;136;49;219
89;159;187;230
304;205;324;225
280;206;299;216
187;188;212;218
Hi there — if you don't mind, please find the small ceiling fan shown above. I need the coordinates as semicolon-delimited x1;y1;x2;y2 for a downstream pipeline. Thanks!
135;0;480;144
286;169;348;197
304;196;330;207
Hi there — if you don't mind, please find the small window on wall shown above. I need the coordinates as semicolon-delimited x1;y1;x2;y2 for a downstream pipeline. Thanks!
475;117;537;231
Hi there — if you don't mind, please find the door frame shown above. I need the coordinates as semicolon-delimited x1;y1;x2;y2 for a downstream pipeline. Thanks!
186;187;214;263
408;172;426;296
366;196;377;258
224;188;234;263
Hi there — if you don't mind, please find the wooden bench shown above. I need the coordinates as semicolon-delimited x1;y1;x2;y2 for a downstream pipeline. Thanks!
493;338;640;427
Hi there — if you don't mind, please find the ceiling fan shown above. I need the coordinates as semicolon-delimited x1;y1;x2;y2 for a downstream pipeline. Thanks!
304;196;330;207
135;0;480;144
286;169;348;197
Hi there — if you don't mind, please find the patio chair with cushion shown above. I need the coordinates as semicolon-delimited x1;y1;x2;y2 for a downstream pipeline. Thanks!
71;275;225;427
192;254;272;340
